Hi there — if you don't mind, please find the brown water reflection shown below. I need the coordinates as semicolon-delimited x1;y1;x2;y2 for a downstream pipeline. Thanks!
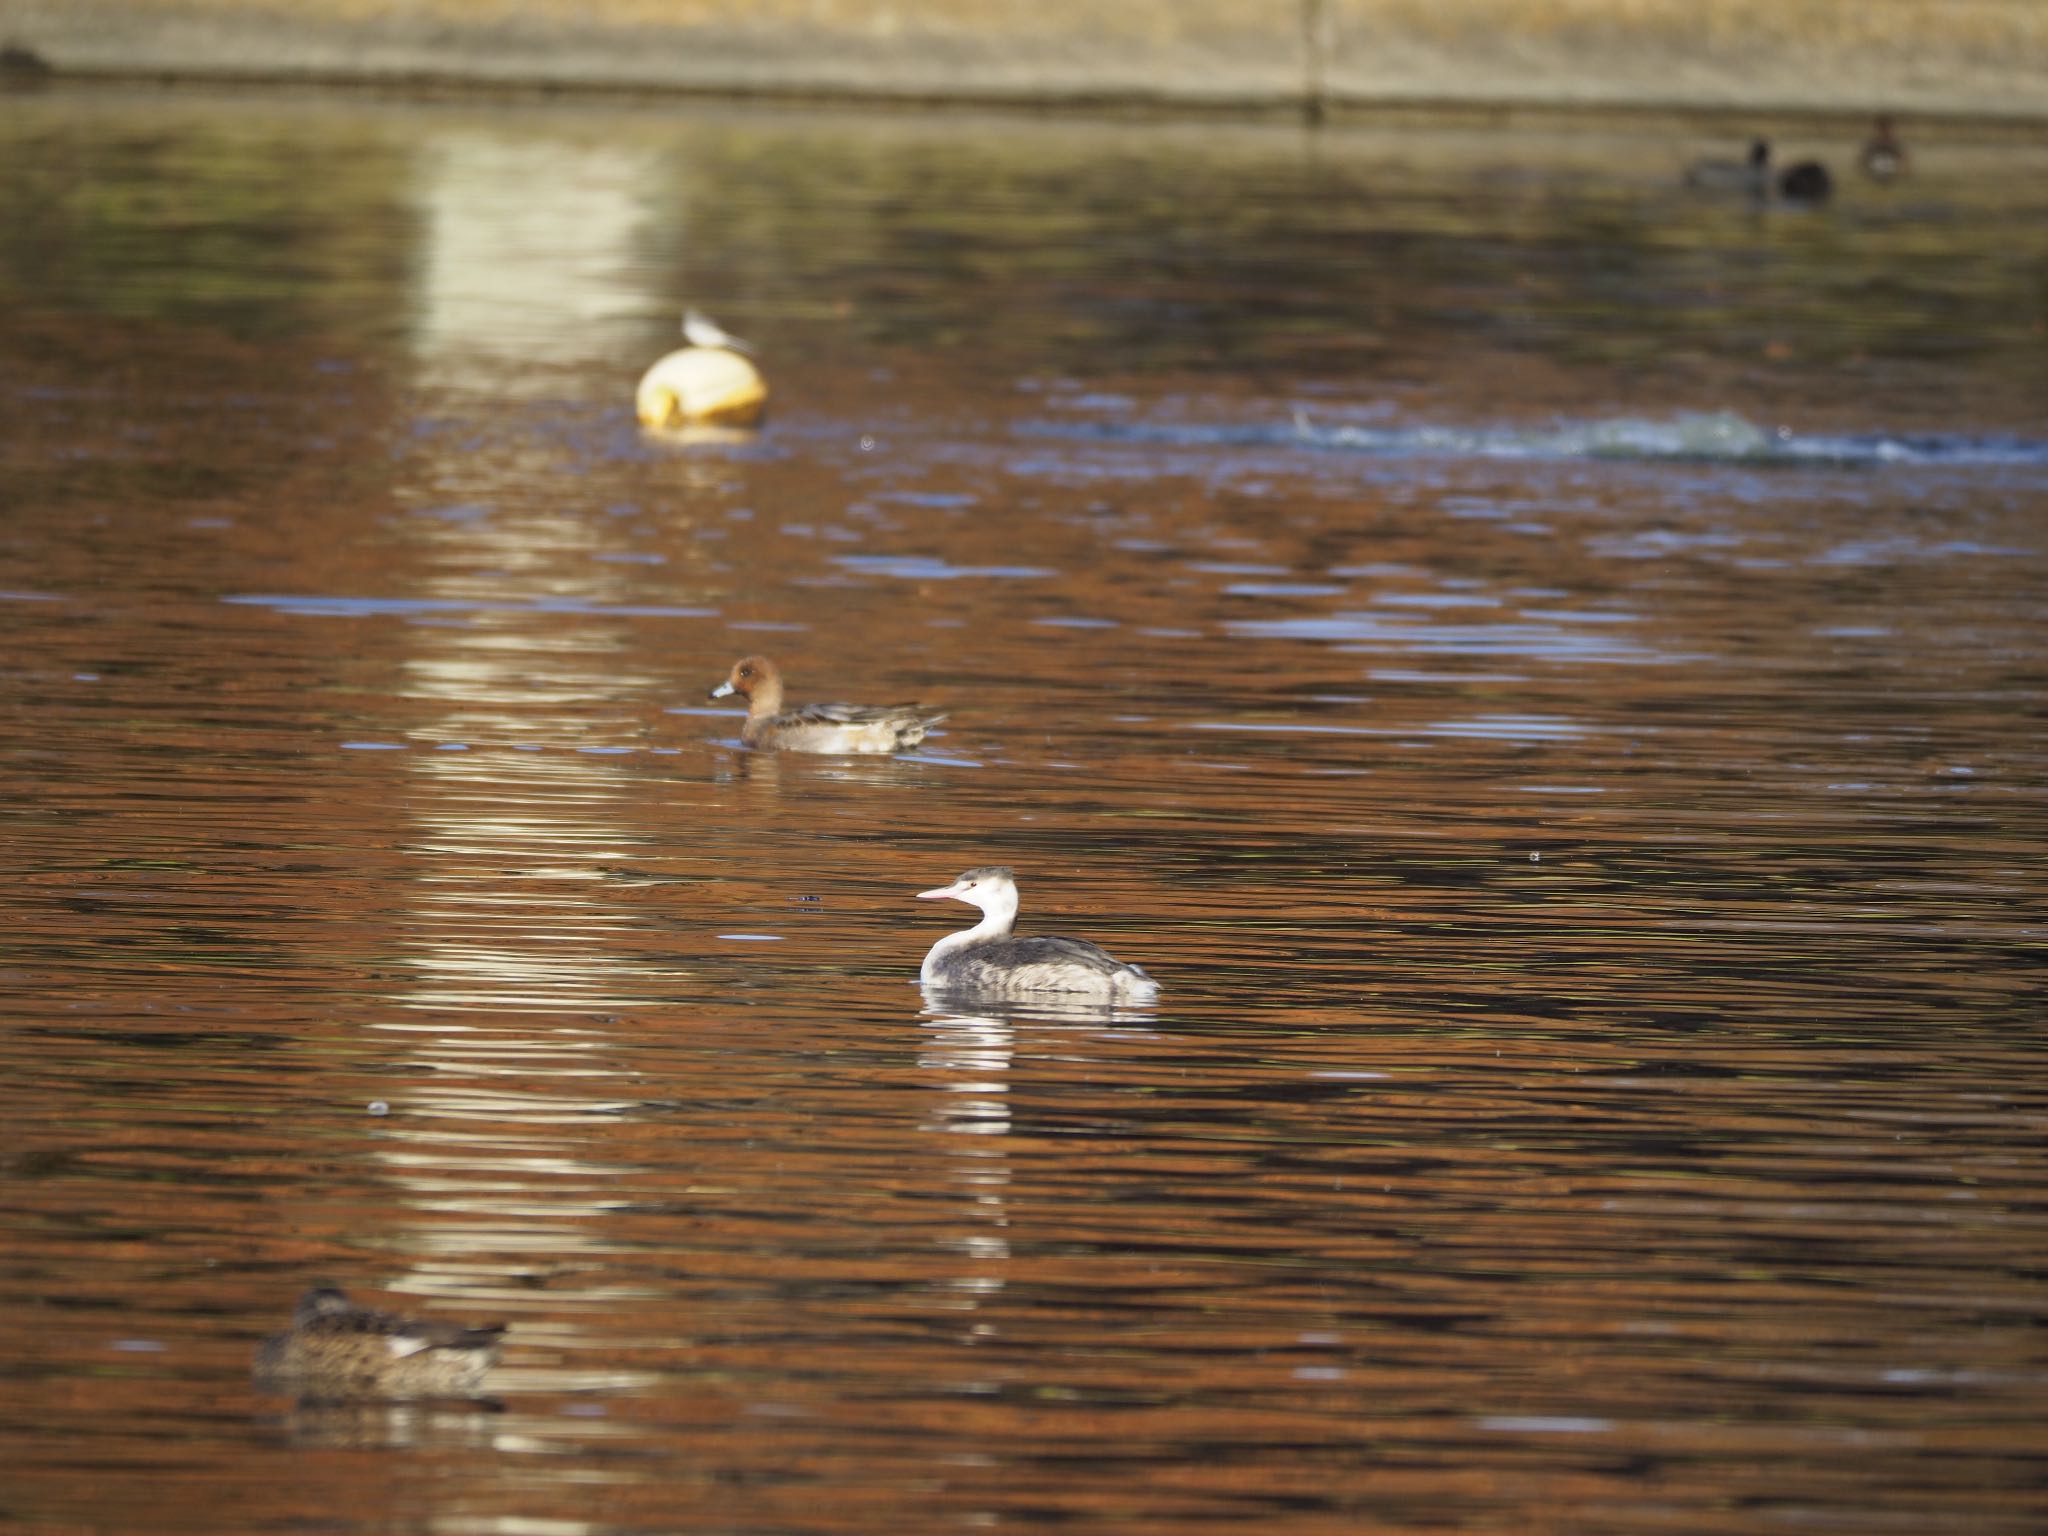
2;85;2045;1536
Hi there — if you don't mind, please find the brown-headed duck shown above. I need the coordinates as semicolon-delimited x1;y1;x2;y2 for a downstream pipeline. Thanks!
1860;115;1907;181
710;655;945;753
917;866;1159;1002
253;1286;505;1399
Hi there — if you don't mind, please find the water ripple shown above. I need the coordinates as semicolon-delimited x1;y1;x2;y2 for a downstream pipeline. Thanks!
1026;409;2048;470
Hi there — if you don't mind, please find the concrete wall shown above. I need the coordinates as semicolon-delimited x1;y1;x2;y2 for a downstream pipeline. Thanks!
3;0;2044;119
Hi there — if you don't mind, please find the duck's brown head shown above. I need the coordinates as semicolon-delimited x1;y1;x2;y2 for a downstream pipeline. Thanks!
710;655;783;709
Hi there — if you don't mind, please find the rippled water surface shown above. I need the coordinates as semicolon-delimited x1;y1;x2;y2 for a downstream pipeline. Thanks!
3;86;2046;1535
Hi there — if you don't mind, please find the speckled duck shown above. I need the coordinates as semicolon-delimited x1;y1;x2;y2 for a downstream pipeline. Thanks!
253;1286;505;1398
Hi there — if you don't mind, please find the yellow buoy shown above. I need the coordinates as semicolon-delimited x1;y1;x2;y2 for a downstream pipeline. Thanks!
635;346;768;429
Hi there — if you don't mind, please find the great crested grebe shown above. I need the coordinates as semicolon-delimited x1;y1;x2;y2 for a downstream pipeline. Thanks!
917;866;1159;1002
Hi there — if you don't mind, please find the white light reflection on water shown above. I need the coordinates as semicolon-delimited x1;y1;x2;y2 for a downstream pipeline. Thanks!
355;135;695;1424
919;1007;1015;1312
409;133;660;386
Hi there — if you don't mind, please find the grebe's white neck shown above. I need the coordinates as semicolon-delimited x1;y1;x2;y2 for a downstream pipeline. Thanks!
915;868;1020;983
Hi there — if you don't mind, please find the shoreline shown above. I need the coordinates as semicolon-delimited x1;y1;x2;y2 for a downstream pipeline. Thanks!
9;68;2048;139
3;1;2046;126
